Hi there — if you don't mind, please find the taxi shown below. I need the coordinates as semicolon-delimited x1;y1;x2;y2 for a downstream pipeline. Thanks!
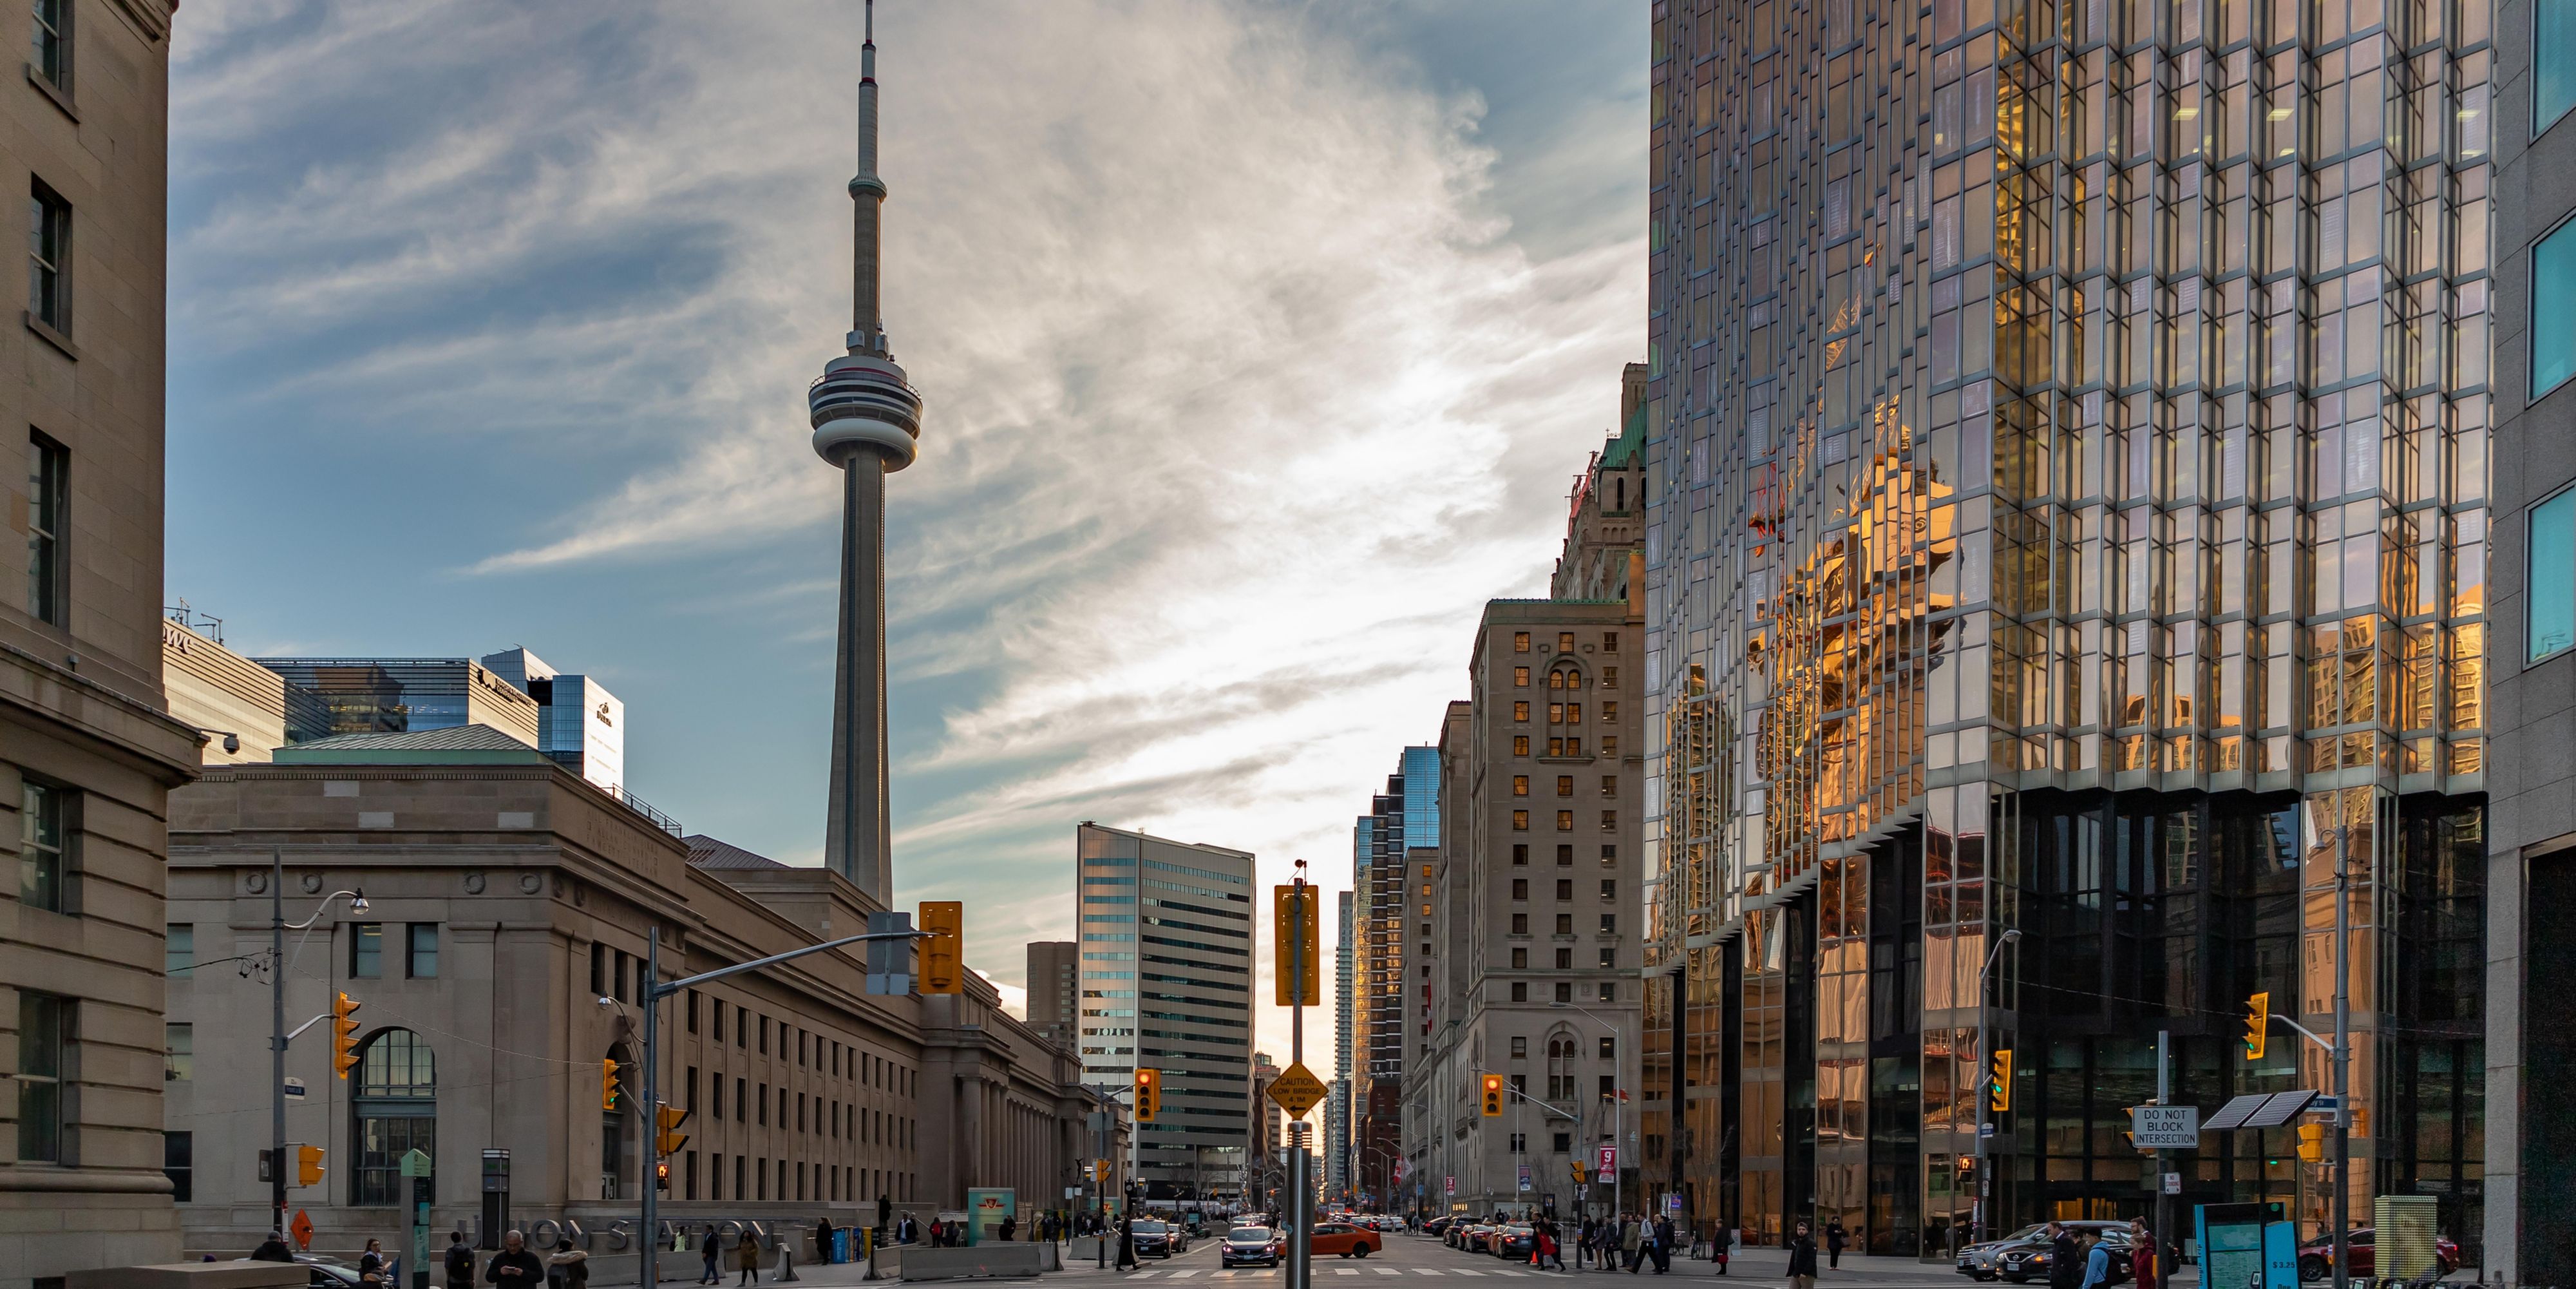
1309;1220;1384;1258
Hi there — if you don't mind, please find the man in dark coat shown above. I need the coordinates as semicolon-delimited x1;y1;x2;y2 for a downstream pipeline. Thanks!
2045;1225;2085;1289
1826;1219;1848;1270
251;1230;296;1263
484;1231;547;1288
1786;1220;1820;1289
1115;1217;1140;1271
1650;1217;1674;1274
444;1230;477;1287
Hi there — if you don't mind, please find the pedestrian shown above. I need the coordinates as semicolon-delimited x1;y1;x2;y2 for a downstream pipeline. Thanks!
485;1232;547;1289
357;1237;389;1285
1623;1214;1644;1273
1787;1221;1820;1289
1115;1216;1140;1271
1826;1219;1848;1271
699;1227;723;1285
816;1214;835;1265
547;1236;589;1288
1001;1214;1019;1243
1710;1222;1730;1276
252;1230;296;1263
735;1230;764;1285
1577;1218;1596;1269
446;1230;478;1289
2129;1223;2158;1289
878;1194;893;1236
2078;1231;2112;1289
2044;1224;2083;1289
1651;1216;1674;1275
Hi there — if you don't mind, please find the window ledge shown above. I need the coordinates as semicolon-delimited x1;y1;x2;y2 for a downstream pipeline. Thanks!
24;65;75;123
24;312;77;361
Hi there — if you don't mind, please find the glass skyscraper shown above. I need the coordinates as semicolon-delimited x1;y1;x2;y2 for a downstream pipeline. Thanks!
1074;823;1257;1201
1640;0;2492;1256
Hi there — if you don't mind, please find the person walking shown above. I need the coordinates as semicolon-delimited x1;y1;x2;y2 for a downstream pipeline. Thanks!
484;1232;547;1289
446;1230;478;1289
2078;1231;2113;1289
1623;1214;1645;1273
1650;1216;1674;1274
1826;1219;1848;1271
1787;1221;1820;1289
735;1230;764;1285
2043;1225;2083;1289
1115;1216;1140;1271
1710;1221;1731;1276
2128;1223;2159;1289
546;1236;589;1288
699;1227;723;1285
816;1214;835;1265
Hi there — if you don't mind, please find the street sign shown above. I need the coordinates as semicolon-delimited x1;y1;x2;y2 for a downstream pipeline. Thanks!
2307;1094;2342;1113
1273;884;1321;1006
283;1077;306;1100
1597;1144;1618;1176
1665;1194;1683;1213
2130;1104;2200;1150
290;1210;314;1250
1266;1062;1328;1118
2163;1172;2182;1195
399;1149;432;1178
1978;1121;1996;1137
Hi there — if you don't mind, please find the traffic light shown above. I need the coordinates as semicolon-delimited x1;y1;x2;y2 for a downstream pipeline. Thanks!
1481;1073;1506;1116
1095;1158;1111;1182
656;1159;673;1191
2244;991;2270;1059
2296;1122;2324;1163
656;1103;692;1156
1134;1068;1162;1123
296;1144;325;1187
330;992;363;1079
920;901;964;995
602;1056;623;1112
1989;1047;2012;1113
1571;1161;1588;1183
1273;884;1320;1006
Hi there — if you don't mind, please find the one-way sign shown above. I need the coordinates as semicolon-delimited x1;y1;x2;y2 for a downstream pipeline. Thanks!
2129;1104;2199;1150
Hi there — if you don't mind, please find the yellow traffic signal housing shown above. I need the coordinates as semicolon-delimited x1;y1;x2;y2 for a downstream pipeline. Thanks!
656;1103;692;1156
1480;1073;1506;1116
1095;1158;1112;1182
2296;1122;2324;1162
330;992;363;1079
1989;1047;2012;1113
919;901;965;995
1273;885;1320;1006
1134;1068;1162;1123
2244;992;2270;1059
296;1144;325;1187
601;1057;623;1112
1571;1161;1588;1183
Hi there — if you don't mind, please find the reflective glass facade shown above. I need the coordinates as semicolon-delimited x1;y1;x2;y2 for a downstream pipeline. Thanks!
1641;0;2492;1256
1354;749;1437;1208
1074;823;1256;1200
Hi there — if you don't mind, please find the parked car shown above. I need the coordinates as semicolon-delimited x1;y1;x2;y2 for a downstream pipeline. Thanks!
1223;1227;1282;1268
1425;1216;1457;1237
2295;1229;2460;1283
1998;1227;2134;1285
1956;1223;2052;1280
1312;1222;1383;1258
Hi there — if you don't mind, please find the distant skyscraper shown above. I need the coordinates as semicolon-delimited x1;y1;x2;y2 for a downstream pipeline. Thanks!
1074;823;1256;1201
480;647;627;795
811;0;924;904
1027;940;1079;1046
1327;886;1355;1195
1353;747;1437;1210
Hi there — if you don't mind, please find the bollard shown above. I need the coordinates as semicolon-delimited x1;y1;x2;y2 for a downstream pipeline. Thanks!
777;1237;799;1283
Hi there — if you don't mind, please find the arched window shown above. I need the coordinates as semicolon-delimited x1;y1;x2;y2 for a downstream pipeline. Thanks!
352;1029;435;1206
1546;665;1587;756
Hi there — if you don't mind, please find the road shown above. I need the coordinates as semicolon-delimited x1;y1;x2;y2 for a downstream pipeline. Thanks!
1053;1230;1994;1286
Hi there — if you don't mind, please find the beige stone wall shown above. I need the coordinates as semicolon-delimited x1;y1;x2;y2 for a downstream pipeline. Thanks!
0;2;200;1285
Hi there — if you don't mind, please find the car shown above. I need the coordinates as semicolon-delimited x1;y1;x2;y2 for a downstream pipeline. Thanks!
1462;1223;1497;1252
1998;1228;2134;1285
1957;1223;2052;1280
1222;1227;1282;1268
1132;1219;1178;1259
1492;1225;1537;1259
2295;1228;2460;1282
1311;1221;1383;1258
1425;1216;1457;1237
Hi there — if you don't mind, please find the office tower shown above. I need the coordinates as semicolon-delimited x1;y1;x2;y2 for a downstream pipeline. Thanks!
1406;415;1645;1219
1353;748;1437;1210
811;0;925;904
1640;0;2494;1254
1074;823;1256;1201
0;3;194;1280
1028;940;1079;1046
481;647;627;794
1251;1051;1285;1203
251;656;544;748
2485;3;2572;1281
1328;887;1355;1196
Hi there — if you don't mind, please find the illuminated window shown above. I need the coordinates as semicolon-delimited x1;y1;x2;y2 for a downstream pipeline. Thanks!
1514;632;1531;653
1513;775;1530;797
1558;633;1575;651
1513;702;1531;721
1555;810;1573;830
1556;776;1574;796
1512;810;1529;831
1515;667;1531;687
1513;735;1530;756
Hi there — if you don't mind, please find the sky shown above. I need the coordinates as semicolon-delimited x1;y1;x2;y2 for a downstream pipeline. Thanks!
166;0;1647;1059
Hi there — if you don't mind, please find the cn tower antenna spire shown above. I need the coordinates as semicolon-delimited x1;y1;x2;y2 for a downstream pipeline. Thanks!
809;0;921;906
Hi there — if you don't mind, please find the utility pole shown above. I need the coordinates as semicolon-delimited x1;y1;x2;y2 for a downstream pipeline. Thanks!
270;847;287;1236
2329;796;2353;1289
1287;866;1314;1289
2154;1031;2173;1289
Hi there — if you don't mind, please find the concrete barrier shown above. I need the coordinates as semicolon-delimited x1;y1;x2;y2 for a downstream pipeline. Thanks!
896;1243;1051;1280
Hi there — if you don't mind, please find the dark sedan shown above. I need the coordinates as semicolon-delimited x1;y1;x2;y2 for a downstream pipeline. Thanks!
1222;1227;1283;1268
1133;1220;1178;1258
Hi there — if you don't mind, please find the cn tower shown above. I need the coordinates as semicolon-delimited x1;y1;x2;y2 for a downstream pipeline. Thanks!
810;0;919;904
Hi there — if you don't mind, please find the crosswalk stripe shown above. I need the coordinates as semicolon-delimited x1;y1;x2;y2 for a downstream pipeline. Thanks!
1335;1269;1359;1276
1374;1268;1405;1275
1410;1270;1445;1276
1168;1272;1200;1279
1452;1270;1486;1277
1129;1274;1161;1280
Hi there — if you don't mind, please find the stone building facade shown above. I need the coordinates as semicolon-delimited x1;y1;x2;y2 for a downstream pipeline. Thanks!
0;1;200;1284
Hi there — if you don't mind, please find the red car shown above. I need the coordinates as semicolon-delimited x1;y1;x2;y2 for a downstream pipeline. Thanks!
2295;1229;2459;1282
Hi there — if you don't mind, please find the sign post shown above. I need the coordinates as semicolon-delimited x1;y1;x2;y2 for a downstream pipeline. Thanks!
402;1149;433;1289
1274;867;1320;1289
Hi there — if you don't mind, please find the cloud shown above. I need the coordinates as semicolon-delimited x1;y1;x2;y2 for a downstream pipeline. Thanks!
166;0;1643;1058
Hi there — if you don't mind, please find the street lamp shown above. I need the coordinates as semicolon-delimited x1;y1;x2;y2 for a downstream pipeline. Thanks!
1969;927;2023;1243
263;846;367;1236
1548;1001;1629;1223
